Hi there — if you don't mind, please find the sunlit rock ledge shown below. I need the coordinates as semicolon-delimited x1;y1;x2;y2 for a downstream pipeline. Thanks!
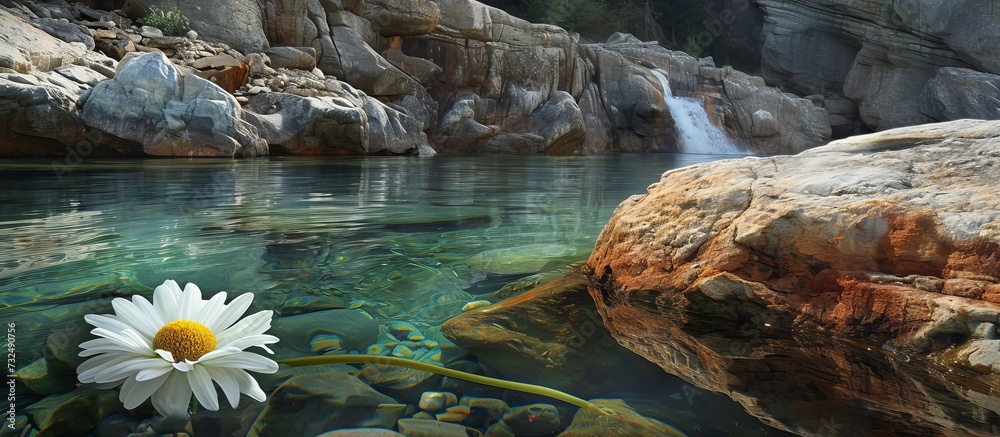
587;119;1000;435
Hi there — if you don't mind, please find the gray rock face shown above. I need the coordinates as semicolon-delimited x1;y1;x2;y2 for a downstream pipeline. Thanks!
129;0;269;53
79;52;267;157
756;0;1000;132
30;18;95;50
922;67;1000;122
0;74;85;155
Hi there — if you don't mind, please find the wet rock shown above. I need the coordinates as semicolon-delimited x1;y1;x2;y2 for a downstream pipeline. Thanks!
588;119;1000;435
249;372;397;436
316;430;405;437
271;309;379;355
20;387;123;436
500;403;560;436
359;363;442;405
278;295;348;316
418;391;457;412
441;270;680;398
467;243;582;275
460;396;509;428
79;51;266;157
395;418;471;437
17;358;65;395
560;399;685;437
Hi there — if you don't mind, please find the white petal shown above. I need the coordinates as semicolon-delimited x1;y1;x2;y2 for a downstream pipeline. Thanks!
194;346;242;363
216;310;273;348
78;354;135;383
156;349;175;363
188;364;220;411
78;340;149;357
135;362;174;381
121;371;170;409
208;293;253;332
132;294;164;329
153;280;182;322
112;298;159;339
205;366;241;408
195;291;228;331
78;353;133;382
89;328;149;352
200;351;278;374
90;357;166;384
172;360;195;372
178;282;203;320
120;328;153;351
151;371;192;418
84;314;131;332
220;335;279;353
232;369;267;402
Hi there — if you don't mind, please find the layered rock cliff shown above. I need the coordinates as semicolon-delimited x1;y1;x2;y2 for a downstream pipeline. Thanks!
0;0;830;157
752;0;1000;134
587;119;1000;435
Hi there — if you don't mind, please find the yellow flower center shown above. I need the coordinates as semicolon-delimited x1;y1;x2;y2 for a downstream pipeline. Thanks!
152;320;217;362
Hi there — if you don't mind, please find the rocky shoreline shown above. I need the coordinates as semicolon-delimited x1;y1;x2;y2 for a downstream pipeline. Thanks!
0;0;831;157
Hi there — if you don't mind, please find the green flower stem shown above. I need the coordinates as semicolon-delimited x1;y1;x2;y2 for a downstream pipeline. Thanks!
278;355;608;413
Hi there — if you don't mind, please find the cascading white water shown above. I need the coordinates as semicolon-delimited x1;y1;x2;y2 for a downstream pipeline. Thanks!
651;69;744;154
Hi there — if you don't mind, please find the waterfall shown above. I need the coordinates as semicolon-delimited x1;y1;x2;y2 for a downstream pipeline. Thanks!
651;69;744;154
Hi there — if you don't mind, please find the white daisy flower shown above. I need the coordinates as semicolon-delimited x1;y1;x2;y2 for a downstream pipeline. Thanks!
77;279;279;418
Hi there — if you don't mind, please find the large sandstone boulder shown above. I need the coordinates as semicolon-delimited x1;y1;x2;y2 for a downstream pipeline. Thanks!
79;52;267;157
588;119;1000;435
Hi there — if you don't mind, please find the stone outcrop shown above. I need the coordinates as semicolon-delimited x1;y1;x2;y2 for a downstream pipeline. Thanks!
0;0;832;157
754;0;1000;132
79;52;267;157
587;119;1000;435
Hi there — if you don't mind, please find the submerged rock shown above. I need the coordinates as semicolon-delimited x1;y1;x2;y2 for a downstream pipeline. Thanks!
467;243;582;275
441;270;682;399
500;403;560;436
560;399;686;437
588;119;1000;435
249;372;398;436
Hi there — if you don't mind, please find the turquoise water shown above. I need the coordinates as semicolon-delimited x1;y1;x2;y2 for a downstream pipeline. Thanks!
1;154;787;435
1;154;720;309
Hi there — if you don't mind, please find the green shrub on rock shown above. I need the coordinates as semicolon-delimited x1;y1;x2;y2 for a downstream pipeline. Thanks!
144;7;183;36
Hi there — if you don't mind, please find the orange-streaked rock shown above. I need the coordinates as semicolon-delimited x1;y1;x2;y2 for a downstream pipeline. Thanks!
588;119;1000;435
